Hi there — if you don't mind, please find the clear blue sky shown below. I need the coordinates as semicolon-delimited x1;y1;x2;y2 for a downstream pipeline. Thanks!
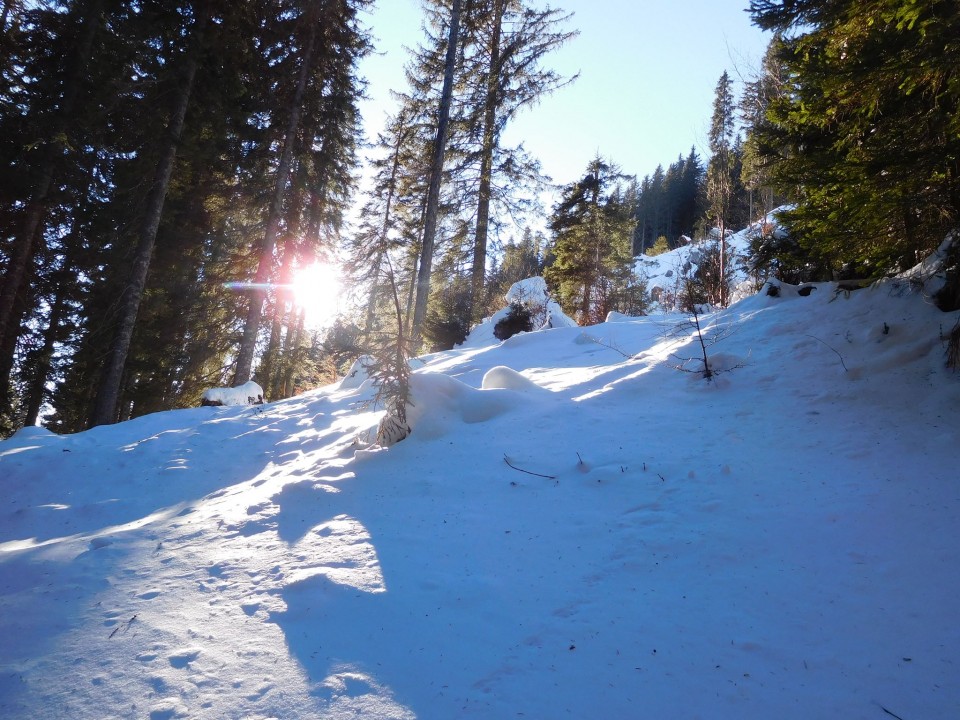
358;0;771;186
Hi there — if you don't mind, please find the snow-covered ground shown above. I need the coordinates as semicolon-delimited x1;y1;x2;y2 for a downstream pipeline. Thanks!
2;272;959;719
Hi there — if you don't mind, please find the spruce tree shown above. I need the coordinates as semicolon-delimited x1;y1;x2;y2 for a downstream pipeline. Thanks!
748;0;960;277
90;3;210;427
410;0;463;349
545;156;637;324
706;70;737;306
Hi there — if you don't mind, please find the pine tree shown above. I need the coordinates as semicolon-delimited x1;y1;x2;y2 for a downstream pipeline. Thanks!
545;156;637;324
748;0;960;278
89;3;210;426
706;70;737;306
410;0;464;350
464;0;576;321
0;0;111;433
740;34;788;221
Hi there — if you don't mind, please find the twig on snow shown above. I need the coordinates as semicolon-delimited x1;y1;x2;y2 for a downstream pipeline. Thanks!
504;455;557;480
108;614;138;639
805;334;849;372
879;704;907;720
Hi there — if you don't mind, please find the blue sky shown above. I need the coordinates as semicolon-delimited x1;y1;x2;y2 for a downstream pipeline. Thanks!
358;0;772;187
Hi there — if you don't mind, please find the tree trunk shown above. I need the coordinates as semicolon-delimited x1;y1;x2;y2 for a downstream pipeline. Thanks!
364;125;406;338
23;287;68;426
89;6;207;427
279;308;306;398
410;0;463;349
719;218;727;308
232;5;318;385
470;0;505;322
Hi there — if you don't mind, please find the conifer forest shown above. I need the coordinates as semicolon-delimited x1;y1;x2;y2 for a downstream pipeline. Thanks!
2;0;959;436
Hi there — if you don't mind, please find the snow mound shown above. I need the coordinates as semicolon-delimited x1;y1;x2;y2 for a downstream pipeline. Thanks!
201;380;265;406
481;366;549;393
406;372;530;440
896;231;957;296
8;426;56;441
605;311;639;322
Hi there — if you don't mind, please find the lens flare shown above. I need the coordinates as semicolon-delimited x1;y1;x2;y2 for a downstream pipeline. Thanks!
290;262;342;328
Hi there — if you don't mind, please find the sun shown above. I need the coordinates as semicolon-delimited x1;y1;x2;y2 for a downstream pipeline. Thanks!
290;262;342;328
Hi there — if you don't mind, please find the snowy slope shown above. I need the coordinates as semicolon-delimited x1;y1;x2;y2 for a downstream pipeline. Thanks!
2;276;959;720
635;216;781;310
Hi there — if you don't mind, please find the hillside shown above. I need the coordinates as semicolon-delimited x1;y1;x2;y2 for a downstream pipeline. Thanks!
1;267;959;719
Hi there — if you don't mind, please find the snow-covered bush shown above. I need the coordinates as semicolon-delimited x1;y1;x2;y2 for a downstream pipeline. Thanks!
493;302;534;340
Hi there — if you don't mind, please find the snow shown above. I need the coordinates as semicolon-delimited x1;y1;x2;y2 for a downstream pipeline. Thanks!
2;274;960;719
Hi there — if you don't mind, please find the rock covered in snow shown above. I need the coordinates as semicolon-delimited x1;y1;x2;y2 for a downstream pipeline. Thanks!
201;380;265;407
339;356;373;390
461;277;576;348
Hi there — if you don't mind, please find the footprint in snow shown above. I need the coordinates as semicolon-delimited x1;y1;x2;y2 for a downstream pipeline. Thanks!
167;648;201;669
241;602;260;616
148;699;188;720
315;672;375;700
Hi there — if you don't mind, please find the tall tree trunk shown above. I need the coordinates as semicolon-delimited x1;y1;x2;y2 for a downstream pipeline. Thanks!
0;284;28;432
89;6;207;427
232;5;319;385
410;0;463;348
404;250;419;333
263;240;299;399
719;220;727;308
0;0;103;400
23;287;67;426
470;0;505;322
279;308;306;398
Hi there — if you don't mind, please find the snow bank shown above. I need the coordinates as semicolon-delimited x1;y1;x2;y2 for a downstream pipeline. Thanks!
339;356;373;390
201;380;265;406
634;212;789;311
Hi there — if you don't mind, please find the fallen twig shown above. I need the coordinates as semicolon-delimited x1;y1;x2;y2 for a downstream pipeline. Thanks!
504;455;557;480
805;334;849;372
108;614;138;639
879;704;907;720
